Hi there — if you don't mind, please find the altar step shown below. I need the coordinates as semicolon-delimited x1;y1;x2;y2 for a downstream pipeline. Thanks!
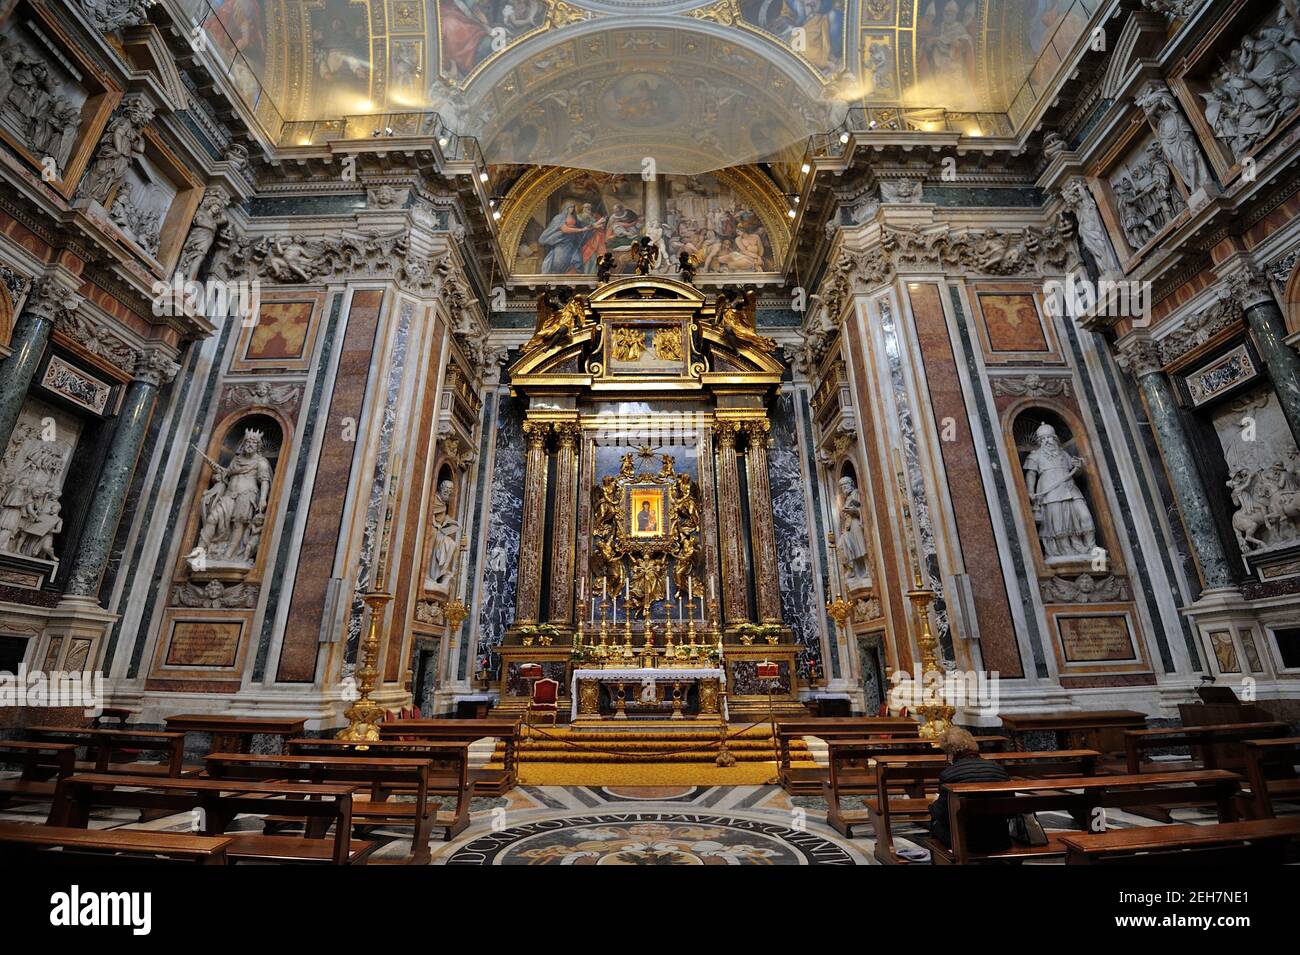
495;724;816;766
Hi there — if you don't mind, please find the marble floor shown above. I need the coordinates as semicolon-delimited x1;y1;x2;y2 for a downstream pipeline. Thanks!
6;780;1288;865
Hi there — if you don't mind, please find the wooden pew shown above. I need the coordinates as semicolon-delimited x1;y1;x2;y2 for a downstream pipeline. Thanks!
0;822;231;865
25;726;187;778
286;738;477;813
0;741;77;808
775;717;920;795
998;710;1147;754
820;743;1097;853
1123;721;1289;774
378;719;520;794
206;751;471;861
48;773;375;865
931;769;1241;865
1060;817;1300;865
164;714;307;755
1240;737;1300;819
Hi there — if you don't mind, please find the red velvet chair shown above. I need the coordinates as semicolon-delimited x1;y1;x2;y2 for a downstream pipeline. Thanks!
528;678;560;728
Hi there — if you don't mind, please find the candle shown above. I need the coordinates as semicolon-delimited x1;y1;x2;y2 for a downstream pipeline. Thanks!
665;572;671;602
591;596;596;626
678;595;684;623
603;577;608;599
709;576;716;600
688;577;693;603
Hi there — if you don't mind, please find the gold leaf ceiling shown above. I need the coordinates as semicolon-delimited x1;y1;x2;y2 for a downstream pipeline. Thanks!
197;0;1101;172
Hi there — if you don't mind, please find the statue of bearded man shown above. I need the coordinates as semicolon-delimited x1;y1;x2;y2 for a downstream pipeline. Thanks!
1023;423;1096;561
426;478;461;589
197;429;273;567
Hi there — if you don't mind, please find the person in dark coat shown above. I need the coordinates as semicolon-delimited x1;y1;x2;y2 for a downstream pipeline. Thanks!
928;726;1012;854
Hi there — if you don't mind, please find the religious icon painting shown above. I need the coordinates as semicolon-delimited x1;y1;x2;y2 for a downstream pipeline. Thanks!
232;295;324;372
628;487;666;539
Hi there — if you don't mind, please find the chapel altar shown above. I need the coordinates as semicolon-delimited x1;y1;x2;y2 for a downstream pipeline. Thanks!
493;268;805;721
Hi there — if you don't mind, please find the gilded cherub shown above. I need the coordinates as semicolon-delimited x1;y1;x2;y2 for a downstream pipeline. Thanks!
633;236;658;275
715;288;776;353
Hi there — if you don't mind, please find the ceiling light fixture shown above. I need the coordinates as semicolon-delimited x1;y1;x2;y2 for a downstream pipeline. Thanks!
801;162;811;174
839;131;850;144
479;170;489;182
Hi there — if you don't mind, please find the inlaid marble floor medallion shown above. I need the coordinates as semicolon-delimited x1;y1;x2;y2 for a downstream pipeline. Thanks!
444;810;856;865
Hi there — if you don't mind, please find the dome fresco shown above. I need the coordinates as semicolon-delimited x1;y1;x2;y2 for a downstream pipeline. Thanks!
192;0;1101;170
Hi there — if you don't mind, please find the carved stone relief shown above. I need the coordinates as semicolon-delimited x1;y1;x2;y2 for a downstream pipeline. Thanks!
0;400;80;561
1061;177;1121;274
177;186;231;281
0;32;86;168
1134;81;1213;197
78;93;154;206
170;579;259;609
1109;136;1186;250
1200;5;1300;160
1042;573;1129;603
1216;387;1300;554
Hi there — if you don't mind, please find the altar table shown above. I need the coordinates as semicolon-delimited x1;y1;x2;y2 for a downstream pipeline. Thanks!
571;668;726;721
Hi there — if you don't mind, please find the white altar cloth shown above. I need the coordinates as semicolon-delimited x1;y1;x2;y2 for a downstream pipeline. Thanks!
570;667;726;719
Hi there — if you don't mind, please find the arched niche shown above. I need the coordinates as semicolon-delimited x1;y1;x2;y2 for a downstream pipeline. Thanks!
1285;262;1300;335
179;408;292;585
1006;401;1114;575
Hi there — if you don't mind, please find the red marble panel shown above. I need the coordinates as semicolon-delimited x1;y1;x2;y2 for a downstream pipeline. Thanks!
276;289;384;683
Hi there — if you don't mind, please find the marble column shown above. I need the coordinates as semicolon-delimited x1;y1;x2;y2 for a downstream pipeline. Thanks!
1230;268;1300;442
714;419;750;624
64;345;179;597
1118;335;1234;590
742;419;782;623
0;278;83;451
514;418;550;624
548;419;580;623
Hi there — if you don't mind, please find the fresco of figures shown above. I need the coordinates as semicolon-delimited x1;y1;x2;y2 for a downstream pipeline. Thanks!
512;171;778;276
439;0;547;84
738;0;846;77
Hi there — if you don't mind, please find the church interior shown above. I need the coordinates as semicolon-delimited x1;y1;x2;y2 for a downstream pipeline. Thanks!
1;0;1300;882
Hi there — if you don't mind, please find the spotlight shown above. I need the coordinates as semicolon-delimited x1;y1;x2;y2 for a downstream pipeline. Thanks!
438;136;449;147
492;209;501;220
800;162;811;174
839;130;850;143
479;170;489;182
384;127;394;136
787;208;797;218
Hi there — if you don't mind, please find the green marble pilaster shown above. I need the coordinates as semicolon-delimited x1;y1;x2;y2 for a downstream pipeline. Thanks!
1119;337;1234;591
64;347;178;598
1232;269;1300;443
0;280;81;451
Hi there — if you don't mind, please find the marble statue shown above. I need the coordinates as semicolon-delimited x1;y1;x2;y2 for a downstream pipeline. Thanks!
195;429;273;570
1228;451;1300;553
426;478;461;589
177;186;231;280
1135;82;1212;196
836;474;873;589
1061;177;1121;274
1023;423;1097;561
1200;6;1300;159
79;95;154;206
108;183;163;257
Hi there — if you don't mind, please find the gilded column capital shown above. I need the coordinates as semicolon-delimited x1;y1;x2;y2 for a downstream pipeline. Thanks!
713;419;742;448
522;419;551;448
741;418;772;447
1115;334;1163;379
552;420;581;447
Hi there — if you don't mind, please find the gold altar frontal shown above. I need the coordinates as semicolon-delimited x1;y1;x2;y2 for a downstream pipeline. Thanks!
572;666;724;722
492;272;808;726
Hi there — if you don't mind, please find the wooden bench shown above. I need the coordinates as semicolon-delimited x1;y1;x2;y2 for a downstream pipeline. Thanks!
206;750;471;862
1061;817;1300;865
48;773;375;865
164;714;307;755
25;726;187;778
775;717;920;795
1123;721;1289;774
378;719;520;795
0;822;232;865
931;769;1241;865
0;741;77;808
998;710;1147;754
1241;737;1300;819
821;745;1098;855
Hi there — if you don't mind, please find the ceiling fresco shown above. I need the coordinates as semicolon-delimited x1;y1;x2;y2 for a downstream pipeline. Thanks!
192;0;1101;170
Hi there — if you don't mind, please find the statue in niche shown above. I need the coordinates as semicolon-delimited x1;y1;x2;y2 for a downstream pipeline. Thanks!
1134;83;1212;196
1061;178;1121;274
195;429;272;570
177;187;231;281
0;419;71;560
426;478;461;589
836;474;873;589
79;95;154;206
1022;423;1097;562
